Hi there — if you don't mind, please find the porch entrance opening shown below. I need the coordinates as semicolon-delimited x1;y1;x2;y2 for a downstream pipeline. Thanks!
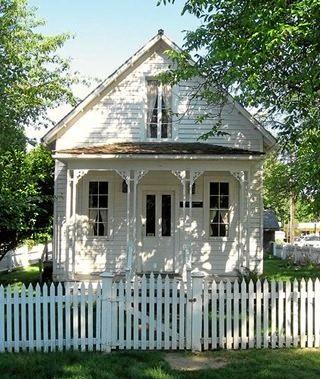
139;189;175;272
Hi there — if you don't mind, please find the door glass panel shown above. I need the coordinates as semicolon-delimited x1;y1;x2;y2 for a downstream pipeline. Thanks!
146;195;156;236
161;194;171;236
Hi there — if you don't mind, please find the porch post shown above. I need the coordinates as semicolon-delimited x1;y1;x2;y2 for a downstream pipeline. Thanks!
230;171;248;269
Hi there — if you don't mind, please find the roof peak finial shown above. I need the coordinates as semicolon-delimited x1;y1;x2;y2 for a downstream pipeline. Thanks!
158;29;164;36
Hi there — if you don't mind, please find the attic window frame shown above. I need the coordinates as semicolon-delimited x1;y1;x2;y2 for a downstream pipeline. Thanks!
146;79;172;140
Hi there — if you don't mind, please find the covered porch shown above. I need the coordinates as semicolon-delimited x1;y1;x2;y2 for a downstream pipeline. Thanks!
53;142;261;281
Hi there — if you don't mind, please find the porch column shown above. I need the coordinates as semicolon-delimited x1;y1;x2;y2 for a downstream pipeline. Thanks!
172;170;188;274
187;171;204;268
115;170;132;276
230;170;249;269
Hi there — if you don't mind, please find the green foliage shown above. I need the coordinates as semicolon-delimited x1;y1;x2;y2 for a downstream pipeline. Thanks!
159;0;319;217
0;145;54;259
0;0;78;143
158;0;319;145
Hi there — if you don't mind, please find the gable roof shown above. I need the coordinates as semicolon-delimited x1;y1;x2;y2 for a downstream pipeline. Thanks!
42;29;276;149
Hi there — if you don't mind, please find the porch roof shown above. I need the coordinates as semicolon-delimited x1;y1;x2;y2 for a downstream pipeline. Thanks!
56;142;264;156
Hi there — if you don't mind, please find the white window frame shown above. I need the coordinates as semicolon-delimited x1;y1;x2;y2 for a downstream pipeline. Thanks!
145;79;172;141
82;173;115;240
203;175;236;242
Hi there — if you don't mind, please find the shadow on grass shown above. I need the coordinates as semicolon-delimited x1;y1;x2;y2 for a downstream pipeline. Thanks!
0;349;319;379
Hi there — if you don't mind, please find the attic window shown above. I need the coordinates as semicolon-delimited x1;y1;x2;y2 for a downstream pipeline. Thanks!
147;80;172;139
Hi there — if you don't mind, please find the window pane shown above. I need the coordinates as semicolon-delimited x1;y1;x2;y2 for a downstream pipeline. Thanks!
99;195;108;208
99;182;108;194
89;182;98;194
210;224;219;237
210;182;219;195
162;195;171;236
210;209;219;223
89;195;98;208
220;182;229;196
147;80;158;138
210;196;219;208
219;224;228;237
220;210;229;224
149;123;157;138
220;196;229;209
146;195;156;236
98;223;105;236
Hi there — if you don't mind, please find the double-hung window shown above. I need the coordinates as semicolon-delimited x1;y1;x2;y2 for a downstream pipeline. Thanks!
147;80;172;139
88;181;108;237
209;182;230;237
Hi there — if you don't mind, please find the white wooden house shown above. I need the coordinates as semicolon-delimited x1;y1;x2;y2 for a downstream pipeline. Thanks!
43;30;276;282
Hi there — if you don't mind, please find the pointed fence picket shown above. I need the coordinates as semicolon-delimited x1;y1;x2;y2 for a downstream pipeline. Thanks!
0;276;319;352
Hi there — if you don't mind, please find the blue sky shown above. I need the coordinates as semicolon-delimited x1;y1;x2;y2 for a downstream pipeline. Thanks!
30;0;199;79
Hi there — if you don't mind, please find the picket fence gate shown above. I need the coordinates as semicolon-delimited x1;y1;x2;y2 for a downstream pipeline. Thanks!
0;271;320;353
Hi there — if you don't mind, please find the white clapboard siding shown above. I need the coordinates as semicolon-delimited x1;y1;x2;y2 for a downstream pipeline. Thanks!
0;276;320;352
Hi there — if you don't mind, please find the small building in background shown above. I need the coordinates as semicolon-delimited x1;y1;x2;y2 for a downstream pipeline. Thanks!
263;209;280;252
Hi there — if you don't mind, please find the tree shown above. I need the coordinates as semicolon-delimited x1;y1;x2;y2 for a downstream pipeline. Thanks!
159;0;319;224
0;0;78;259
0;0;77;150
158;0;319;144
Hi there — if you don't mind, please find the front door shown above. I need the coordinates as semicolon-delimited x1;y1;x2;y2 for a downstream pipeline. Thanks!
139;189;175;272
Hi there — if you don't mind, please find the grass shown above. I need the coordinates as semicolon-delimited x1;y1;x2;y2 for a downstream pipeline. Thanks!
0;348;319;379
263;253;320;281
0;264;40;289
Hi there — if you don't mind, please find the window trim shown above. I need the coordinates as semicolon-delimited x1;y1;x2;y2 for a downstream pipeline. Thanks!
83;173;114;240
203;175;236;241
145;79;172;141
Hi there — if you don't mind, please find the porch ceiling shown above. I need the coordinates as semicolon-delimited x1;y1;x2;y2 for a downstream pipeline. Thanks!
56;142;264;156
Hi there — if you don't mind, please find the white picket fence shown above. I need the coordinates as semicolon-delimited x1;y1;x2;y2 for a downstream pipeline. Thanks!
0;272;320;352
272;243;320;264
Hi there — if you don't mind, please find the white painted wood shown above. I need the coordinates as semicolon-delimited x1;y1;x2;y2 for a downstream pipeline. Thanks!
186;271;192;350
307;278;313;347
248;280;254;348
13;286;19;352
87;282;94;351
72;282;78;350
125;277;131;350
100;272;113;352
203;279;209;350
21;285;27;351
277;281;284;348
149;273;155;350
111;282;117;349
292;279;299;347
218;281;225;348
164;275;170;350
314;279;320;348
263;280;269;348
191;272;205;351
233;280;239;349
156;275;162;349
226;280;232;349
285;281;291;347
241;280;247;349
64;282;71;350
270;281;277;348
56;283;63;351
178;279;185;350
95;282;102;350
133;277;139;349
171;279;178;350
0;286;4;352
80;282;86;351
256;280;262;348
300;279;306;347
35;284;41;351
49;283;56;351
27;284;34;351
141;275;147;350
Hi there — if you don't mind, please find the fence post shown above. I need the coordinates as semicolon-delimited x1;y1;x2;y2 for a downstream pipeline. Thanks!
191;271;205;352
100;271;114;352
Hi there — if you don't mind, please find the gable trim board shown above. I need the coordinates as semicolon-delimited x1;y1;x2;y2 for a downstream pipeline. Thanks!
42;30;276;150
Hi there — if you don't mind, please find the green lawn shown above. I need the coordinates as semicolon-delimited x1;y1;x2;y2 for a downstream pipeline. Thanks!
263;253;320;281
0;264;40;289
0;349;319;379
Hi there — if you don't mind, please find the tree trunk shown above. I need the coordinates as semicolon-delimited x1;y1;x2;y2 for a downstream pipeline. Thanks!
289;194;296;244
